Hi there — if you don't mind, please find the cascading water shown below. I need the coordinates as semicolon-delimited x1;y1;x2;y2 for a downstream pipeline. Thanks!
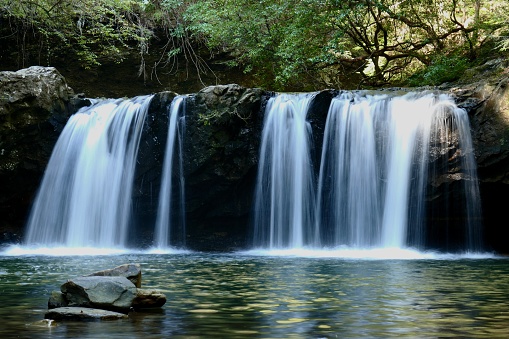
253;94;317;248
379;93;436;248
20;88;481;253
154;96;186;249
24;95;152;248
255;91;482;252
315;93;383;248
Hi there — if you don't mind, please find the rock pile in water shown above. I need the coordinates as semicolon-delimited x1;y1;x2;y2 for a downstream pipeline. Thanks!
45;263;166;321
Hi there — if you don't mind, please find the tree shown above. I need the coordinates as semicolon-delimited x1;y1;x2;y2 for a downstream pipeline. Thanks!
185;0;338;90
1;0;507;90
0;0;148;68
185;0;509;89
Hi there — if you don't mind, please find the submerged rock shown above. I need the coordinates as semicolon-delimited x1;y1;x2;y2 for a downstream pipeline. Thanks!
30;319;58;327
45;307;128;321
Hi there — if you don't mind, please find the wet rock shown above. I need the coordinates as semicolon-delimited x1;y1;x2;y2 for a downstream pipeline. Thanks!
130;91;179;245
88;263;142;288
445;61;509;253
45;307;128;321
47;263;167;320
48;290;67;309
182;84;264;250
61;276;137;313
132;289;167;309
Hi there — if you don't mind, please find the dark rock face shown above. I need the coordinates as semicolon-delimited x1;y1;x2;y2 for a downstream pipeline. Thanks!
182;84;265;250
130;91;178;247
306;90;336;169
128;85;266;250
0;66;86;242
447;63;509;253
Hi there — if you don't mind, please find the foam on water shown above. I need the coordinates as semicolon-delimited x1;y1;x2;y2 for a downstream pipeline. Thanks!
145;246;191;255
241;247;498;260
1;245;130;256
0;245;191;256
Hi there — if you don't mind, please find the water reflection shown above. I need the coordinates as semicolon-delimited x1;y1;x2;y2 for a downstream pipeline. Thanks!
0;253;508;338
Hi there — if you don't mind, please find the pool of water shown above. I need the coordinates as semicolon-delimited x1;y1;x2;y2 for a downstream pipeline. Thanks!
0;249;508;338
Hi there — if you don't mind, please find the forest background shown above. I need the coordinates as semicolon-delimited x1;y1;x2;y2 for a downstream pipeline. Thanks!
1;0;508;96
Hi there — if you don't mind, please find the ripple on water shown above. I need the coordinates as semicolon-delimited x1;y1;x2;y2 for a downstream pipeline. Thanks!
0;251;508;338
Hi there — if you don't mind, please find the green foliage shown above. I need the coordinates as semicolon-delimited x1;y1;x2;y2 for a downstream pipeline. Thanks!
1;0;508;90
185;0;335;90
489;1;509;53
0;0;144;68
406;55;470;86
182;0;508;89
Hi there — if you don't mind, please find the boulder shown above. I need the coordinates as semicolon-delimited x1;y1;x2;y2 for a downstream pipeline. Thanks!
45;307;128;321
48;264;167;319
61;276;137;313
88;263;142;288
132;289;167;309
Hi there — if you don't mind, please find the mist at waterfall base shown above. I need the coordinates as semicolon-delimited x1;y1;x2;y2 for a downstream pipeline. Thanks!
3;90;488;259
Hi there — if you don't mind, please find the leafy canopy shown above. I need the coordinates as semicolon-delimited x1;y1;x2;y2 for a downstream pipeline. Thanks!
1;0;508;90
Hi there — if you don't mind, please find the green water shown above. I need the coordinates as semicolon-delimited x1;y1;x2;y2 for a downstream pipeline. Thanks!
0;252;508;338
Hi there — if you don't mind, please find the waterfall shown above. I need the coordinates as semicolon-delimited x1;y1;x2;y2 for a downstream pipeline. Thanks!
315;93;383;248
24;95;152;248
379;93;436;248
255;91;482;251
154;96;186;248
253;94;317;248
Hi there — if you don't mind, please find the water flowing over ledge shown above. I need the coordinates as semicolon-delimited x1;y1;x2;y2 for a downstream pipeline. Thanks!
24;96;153;248
253;91;482;252
154;96;187;249
11;87;484;255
